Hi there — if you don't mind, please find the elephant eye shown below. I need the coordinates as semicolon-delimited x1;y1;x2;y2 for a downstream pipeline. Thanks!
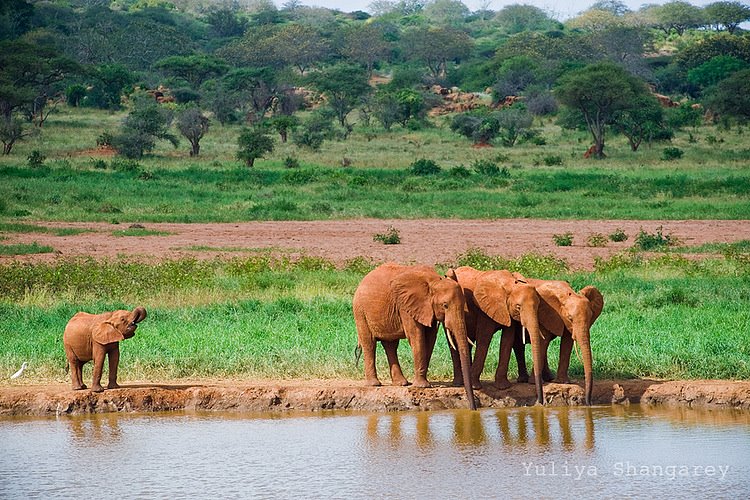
443;303;449;309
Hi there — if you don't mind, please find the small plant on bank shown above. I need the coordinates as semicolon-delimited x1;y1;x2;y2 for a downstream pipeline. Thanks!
552;232;574;246
373;226;401;245
609;228;628;242
587;233;608;247
633;226;680;251
26;150;46;168
284;156;300;169
661;147;684;161
410;158;441;175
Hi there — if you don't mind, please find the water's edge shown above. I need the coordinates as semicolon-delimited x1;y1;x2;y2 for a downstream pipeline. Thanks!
2;379;749;416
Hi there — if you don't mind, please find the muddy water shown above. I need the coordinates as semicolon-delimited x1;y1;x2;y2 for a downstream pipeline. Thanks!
1;405;749;498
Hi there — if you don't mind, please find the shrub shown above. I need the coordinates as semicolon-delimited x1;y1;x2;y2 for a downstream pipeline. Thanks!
26;150;45;168
373;226;401;244
237;127;274;168
284;156;300;169
410;158;441;175
552;232;573;246
472;159;502;176
96;131;113;147
449;165;472;178
541;155;563;166
633;226;680;251
609;228;628;242
587;233;608;247
661;147;684;161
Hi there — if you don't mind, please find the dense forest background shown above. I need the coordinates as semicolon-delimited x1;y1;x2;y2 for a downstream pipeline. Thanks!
2;0;750;159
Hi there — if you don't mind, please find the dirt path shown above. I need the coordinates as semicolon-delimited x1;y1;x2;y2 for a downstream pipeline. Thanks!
5;219;750;269
2;379;749;416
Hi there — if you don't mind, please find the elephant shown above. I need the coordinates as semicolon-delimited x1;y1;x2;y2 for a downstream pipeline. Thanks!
353;263;476;410
504;278;604;406
447;266;546;404
63;307;147;392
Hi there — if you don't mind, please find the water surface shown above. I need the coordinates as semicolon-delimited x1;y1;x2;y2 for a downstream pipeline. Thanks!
1;405;748;498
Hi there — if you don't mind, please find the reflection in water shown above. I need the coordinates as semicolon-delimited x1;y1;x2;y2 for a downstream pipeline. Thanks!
365;407;595;453
1;405;749;498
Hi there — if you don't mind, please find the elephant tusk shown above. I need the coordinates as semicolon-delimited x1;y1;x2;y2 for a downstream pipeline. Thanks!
522;326;527;344
468;337;476;348
574;340;583;366
445;328;458;351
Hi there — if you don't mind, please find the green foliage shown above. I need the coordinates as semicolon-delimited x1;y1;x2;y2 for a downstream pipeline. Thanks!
704;68;750;123
0;242;53;256
633;226;680;250
609;228;628;242
450;111;500;145
471;159;508;177
236;127;274;168
112;92;179;159
308;64;371;127
86;64;136;110
373;225;401;244
176;106;210;157
661;146;684;160
410;158;441;175
293;110;334;151
687;55;748;89
26;150;46;168
65;84;87;107
553;232;574;246
587;233;608;247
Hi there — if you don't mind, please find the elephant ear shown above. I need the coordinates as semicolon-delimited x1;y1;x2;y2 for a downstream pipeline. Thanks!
92;321;124;345
392;271;435;327
444;268;458;281
581;286;604;323
536;285;566;337
474;275;511;326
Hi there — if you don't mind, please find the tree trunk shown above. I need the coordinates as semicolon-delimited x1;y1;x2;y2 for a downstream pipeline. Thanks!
190;140;200;157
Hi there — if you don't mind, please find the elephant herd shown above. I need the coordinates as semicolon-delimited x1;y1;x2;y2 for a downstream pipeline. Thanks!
61;263;603;411
353;263;603;410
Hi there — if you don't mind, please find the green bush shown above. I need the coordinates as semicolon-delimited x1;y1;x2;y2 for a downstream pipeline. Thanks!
410;158;441;175
26;150;46;168
373;226;401;244
633;226;680;251
552;232;574;246
587;233;608;247
237;127;274;168
661;147;684;161
609;228;628;242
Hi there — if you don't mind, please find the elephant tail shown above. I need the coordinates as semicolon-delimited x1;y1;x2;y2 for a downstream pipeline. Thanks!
354;345;362;367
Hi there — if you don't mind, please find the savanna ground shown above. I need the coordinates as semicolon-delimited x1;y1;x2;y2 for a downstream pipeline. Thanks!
1;107;750;413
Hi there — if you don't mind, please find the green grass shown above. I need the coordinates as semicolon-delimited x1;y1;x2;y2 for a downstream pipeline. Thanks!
1;250;748;384
0;222;90;236
111;228;172;237
1;107;749;222
0;242;54;256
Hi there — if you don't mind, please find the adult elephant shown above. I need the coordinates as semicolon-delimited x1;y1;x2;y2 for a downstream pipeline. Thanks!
447;266;545;404
353;263;476;410
63;307;147;392
508;279;604;406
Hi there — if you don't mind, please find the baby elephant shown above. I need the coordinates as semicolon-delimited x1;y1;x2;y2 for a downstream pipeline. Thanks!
63;307;147;392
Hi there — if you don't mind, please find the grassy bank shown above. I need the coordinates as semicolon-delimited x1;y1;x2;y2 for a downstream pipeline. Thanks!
1;250;748;384
2;108;750;221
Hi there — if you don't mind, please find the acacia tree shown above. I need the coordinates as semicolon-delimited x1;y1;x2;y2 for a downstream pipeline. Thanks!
704;1;750;33
556;62;649;158
612;95;667;151
400;26;473;78
271;24;329;75
309;64;371;128
340;23;391;78
176;107;210;157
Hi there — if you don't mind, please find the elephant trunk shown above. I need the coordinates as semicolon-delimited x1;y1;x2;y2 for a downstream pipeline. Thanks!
576;326;594;406
132;307;147;323
448;323;476;410
520;297;545;405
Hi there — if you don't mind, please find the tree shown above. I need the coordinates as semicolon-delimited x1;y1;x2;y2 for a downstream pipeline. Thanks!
687;55;749;89
205;5;248;38
590;0;631;16
495;105;533;147
237;127;274;167
309;64;371;128
340;23;391;77
176;106;210;157
271;24;329;75
491;56;541;101
704;68;750;122
0;0;33;41
112;92;178;159
450;111;500;146
493;4;559;34
266;115;299;143
423;0;470;27
567;9;624;32
612;95;667;151
154;55;229;88
646;1;705;35
556;62;649;158
293;109;335;150
0;118;35;155
400;26;473;78
87;64;136;110
704;1;750;33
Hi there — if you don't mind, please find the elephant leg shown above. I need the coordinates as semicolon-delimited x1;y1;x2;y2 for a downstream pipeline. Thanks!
65;348;86;390
513;325;529;383
107;344;120;389
555;334;573;384
355;314;382;386
470;318;495;389
494;326;515;390
382;340;408;386
91;347;106;393
405;327;431;388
